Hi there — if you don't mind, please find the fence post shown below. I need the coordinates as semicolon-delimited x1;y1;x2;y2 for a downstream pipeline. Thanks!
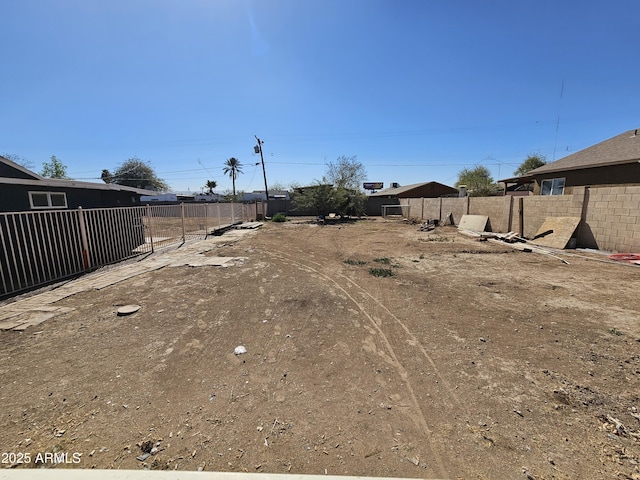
181;203;186;243
518;197;524;237
507;196;514;232
204;203;209;238
146;204;155;253
77;207;91;270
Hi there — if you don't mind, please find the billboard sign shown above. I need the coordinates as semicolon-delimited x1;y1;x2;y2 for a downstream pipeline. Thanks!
363;182;384;190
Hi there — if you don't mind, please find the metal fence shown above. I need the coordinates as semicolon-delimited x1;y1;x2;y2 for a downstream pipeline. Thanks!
0;202;262;298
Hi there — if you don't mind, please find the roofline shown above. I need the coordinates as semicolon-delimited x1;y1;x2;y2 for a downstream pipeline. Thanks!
499;157;640;183
368;181;456;197
0;176;158;195
0;155;45;180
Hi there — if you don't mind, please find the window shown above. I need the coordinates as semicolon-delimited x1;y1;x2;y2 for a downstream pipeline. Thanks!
28;191;68;209
540;178;565;196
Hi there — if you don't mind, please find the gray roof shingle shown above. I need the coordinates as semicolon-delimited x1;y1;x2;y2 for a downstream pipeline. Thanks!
500;128;640;182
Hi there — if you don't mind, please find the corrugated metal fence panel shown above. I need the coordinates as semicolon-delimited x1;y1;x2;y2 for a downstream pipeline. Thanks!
0;210;84;296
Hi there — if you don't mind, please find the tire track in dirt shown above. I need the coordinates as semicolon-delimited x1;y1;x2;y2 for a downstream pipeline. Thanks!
265;249;450;477
274;249;463;408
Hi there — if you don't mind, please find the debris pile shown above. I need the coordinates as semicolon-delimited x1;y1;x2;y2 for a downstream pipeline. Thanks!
459;229;570;264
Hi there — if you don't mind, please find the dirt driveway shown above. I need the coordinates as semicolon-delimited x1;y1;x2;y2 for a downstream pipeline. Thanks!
1;219;639;479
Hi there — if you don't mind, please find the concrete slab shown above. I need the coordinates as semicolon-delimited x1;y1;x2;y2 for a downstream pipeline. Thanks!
236;221;264;229
0;232;253;331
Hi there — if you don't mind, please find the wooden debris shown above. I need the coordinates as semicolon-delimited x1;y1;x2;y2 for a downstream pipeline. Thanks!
458;229;570;264
531;217;581;249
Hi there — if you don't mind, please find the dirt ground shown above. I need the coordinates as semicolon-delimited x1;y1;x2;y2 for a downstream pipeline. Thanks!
1;218;639;479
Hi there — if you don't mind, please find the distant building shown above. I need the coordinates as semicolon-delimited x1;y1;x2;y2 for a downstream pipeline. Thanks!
366;181;458;216
368;181;459;199
139;193;224;203
243;190;290;202
500;128;640;195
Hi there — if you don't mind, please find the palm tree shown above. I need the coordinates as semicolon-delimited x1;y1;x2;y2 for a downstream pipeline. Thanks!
223;157;243;199
204;179;217;195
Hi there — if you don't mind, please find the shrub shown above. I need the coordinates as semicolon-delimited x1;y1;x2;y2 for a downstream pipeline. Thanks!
271;213;287;222
369;267;395;277
344;258;367;265
373;257;392;265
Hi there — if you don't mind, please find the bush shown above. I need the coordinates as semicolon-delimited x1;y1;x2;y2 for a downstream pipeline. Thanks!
369;267;395;277
344;258;367;265
271;213;287;222
373;257;392;265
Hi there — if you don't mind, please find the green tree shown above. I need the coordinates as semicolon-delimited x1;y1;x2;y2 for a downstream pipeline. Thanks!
326;155;367;190
204;180;217;194
456;166;499;197
268;181;289;192
341;188;367;216
292;155;368;217
514;154;547;176
222;157;243;199
41;155;70;179
222;189;245;202
102;157;169;191
292;179;346;216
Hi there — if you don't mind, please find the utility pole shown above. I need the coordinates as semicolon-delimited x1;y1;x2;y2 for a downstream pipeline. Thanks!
254;135;269;213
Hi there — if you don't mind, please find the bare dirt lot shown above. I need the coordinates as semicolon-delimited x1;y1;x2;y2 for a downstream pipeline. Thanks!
1;219;639;479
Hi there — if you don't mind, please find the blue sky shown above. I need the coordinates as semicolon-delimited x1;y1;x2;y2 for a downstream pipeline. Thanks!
2;0;639;194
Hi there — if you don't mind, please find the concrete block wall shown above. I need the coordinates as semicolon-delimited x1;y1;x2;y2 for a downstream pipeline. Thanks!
402;185;640;253
400;198;443;220
422;198;442;220
403;198;422;218
582;185;640;252
469;196;512;232
440;198;467;224
521;195;582;239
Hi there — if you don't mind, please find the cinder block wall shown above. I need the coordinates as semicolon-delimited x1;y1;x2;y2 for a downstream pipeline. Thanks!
423;198;441;220
441;198;467;224
582;185;640;252
469;196;512;232
521;195;582;239
403;198;423;218
403;185;640;253
401;198;457;221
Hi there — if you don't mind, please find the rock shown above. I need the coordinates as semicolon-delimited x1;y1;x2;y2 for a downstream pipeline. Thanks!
117;305;141;316
234;346;247;355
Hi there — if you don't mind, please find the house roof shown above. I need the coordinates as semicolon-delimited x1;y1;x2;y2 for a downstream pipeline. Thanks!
500;128;640;183
368;181;456;197
0;156;158;195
